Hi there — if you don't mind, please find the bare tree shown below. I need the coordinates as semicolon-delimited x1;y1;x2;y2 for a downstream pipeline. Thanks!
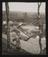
38;2;42;54
38;3;42;17
5;2;10;49
24;12;27;22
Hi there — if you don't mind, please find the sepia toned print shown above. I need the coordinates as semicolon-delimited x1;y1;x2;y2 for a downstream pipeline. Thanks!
2;2;46;55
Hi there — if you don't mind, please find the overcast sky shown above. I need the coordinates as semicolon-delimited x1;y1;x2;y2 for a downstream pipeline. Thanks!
2;2;45;13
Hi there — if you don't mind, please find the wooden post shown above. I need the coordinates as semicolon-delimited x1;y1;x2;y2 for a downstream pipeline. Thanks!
5;2;10;49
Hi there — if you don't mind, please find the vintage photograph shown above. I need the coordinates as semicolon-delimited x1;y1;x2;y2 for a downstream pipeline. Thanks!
2;2;46;55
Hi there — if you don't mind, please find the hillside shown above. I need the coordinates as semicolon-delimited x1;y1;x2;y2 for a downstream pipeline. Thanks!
2;11;45;26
